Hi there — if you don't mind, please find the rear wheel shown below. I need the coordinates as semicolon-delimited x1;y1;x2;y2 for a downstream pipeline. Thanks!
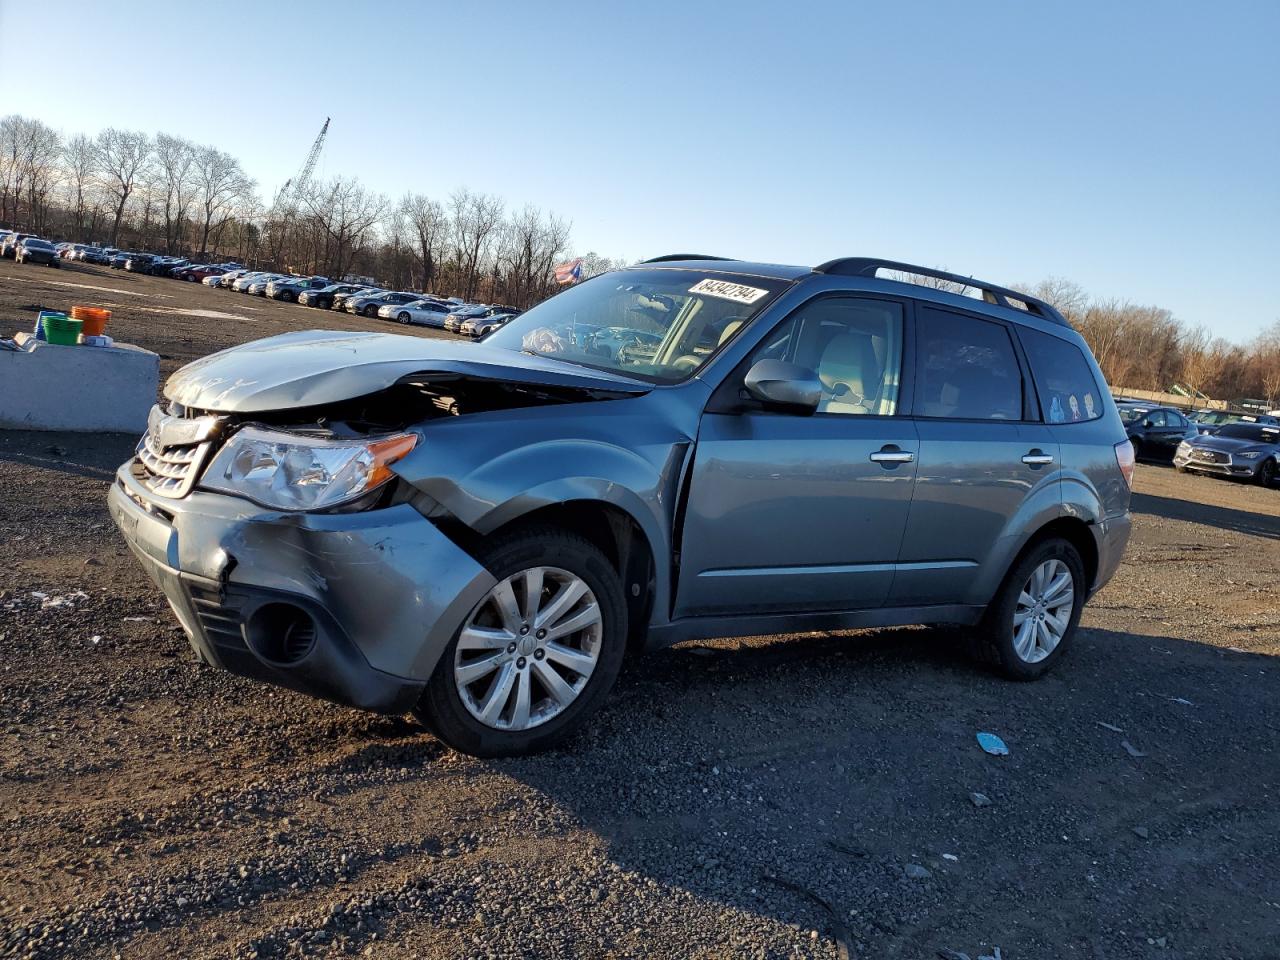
972;537;1085;680
415;526;627;757
363;304;378;317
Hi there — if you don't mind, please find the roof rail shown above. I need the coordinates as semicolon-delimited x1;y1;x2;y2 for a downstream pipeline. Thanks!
642;253;731;263
812;257;1068;326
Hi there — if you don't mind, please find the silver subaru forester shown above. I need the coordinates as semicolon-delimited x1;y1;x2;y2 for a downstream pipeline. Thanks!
109;256;1134;756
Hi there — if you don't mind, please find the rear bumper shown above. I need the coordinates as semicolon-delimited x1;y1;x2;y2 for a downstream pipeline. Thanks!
108;464;496;714
1090;512;1131;597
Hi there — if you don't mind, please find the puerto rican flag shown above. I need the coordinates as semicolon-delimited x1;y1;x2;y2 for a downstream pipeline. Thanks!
554;257;584;284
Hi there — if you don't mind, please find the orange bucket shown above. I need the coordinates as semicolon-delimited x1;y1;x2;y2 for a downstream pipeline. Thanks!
70;305;111;337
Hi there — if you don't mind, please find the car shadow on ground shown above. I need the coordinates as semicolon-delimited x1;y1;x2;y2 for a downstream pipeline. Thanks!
1131;490;1280;539
0;430;136;484
491;625;1279;956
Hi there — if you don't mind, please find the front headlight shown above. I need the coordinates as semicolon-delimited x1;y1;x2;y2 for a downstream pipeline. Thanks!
1238;451;1262;460
201;426;417;510
1177;442;1191;453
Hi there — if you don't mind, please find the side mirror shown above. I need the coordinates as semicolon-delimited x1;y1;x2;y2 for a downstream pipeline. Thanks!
743;359;822;414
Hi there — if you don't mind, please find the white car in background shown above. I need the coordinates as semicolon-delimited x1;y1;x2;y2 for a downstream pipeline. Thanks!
377;298;453;327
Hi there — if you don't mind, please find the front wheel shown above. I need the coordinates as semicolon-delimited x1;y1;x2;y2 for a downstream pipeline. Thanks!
1258;459;1277;488
414;526;627;757
972;538;1085;680
397;312;411;324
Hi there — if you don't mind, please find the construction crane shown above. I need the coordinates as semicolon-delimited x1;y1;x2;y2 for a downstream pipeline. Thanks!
266;118;330;265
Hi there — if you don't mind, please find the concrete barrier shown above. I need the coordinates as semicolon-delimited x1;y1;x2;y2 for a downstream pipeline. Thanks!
0;333;158;433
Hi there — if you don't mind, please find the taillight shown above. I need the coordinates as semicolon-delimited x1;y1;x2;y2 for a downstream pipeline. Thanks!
1114;439;1135;488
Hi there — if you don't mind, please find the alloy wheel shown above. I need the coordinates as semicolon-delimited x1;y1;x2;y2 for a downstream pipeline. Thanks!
453;566;603;731
1012;558;1074;663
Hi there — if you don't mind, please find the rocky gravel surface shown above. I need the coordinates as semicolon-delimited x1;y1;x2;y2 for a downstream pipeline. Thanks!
2;260;1279;958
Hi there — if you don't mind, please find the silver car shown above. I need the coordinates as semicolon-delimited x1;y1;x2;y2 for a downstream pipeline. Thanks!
109;255;1133;757
378;298;453;327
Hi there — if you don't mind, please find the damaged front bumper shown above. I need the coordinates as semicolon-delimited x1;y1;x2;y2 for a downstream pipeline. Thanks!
108;463;496;714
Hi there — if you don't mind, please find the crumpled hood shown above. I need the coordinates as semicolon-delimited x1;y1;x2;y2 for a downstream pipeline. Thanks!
165;330;651;412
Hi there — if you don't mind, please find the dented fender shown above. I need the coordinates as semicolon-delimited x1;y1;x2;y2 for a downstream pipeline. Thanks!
393;388;707;625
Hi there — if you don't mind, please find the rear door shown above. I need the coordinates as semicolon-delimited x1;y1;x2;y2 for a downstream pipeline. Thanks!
889;305;1060;606
675;294;919;617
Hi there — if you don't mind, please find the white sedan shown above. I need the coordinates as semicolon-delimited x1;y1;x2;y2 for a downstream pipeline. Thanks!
377;299;454;328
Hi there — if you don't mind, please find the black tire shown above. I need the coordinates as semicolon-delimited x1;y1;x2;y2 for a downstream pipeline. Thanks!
1258;458;1277;488
414;526;628;757
397;312;411;324
970;537;1086;681
363;304;378;317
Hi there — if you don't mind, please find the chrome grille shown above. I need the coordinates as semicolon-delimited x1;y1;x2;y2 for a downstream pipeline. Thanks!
135;406;223;498
1193;449;1228;464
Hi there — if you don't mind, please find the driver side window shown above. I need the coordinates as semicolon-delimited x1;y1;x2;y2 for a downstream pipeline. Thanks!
746;297;905;416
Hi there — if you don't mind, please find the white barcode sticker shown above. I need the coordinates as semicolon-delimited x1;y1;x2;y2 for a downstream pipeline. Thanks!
689;278;769;304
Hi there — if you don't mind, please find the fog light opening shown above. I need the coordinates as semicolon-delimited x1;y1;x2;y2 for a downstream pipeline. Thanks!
246;603;317;666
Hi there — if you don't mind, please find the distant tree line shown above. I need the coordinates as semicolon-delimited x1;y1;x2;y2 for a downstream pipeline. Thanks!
0;114;622;310
2;112;1275;399
1020;278;1280;408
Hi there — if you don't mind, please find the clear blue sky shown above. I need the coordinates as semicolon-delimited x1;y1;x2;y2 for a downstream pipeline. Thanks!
2;0;1276;341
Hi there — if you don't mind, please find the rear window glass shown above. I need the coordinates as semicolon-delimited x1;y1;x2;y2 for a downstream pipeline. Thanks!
1018;326;1105;423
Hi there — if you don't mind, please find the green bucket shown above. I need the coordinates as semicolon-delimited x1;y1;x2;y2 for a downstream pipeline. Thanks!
41;313;83;346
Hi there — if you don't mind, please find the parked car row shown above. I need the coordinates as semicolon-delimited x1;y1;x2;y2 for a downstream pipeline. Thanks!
202;268;524;338
1;230;61;267
1114;399;1279;488
12;235;528;342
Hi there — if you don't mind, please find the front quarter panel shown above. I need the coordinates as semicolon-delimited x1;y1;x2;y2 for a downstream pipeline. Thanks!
393;387;706;624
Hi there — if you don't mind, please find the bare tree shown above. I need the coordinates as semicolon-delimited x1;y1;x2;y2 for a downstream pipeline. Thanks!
305;177;387;280
402;192;449;294
62;133;98;241
95;128;151;246
1178;327;1229;404
450;188;504;301
497;205;572;306
194;146;253;256
1022;277;1089;325
577;252;630;279
153;133;198;254
0;115;61;231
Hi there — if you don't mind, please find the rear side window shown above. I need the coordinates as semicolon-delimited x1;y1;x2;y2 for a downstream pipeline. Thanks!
1019;326;1105;423
915;307;1022;420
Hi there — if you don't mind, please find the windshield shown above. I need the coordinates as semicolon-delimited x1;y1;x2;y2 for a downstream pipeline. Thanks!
1216;423;1279;442
485;268;789;383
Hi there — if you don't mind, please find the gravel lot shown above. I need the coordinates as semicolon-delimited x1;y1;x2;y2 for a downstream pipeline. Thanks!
2;259;1278;959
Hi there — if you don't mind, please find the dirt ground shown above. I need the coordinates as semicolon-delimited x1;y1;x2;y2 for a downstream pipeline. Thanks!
1;259;1278;960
